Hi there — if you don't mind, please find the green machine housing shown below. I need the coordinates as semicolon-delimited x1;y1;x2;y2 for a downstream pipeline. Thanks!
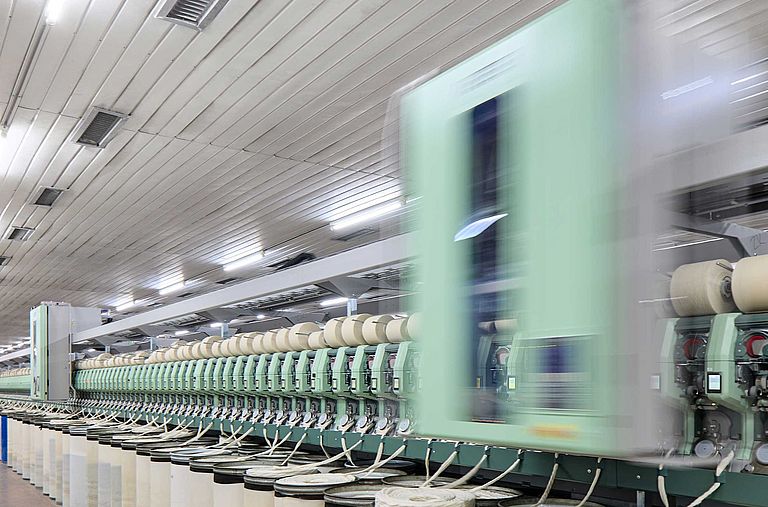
407;0;661;455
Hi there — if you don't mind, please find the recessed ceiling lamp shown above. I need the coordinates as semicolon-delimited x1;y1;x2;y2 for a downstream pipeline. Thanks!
329;200;402;231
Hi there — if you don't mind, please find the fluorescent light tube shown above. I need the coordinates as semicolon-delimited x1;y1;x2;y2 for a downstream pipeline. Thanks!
652;237;722;252
320;297;349;307
257;314;266;320
159;281;186;296
223;251;264;272
45;0;63;24
210;322;223;328
330;201;402;231
174;330;190;336
115;300;137;312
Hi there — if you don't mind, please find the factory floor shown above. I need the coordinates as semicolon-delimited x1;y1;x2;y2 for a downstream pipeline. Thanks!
0;464;55;505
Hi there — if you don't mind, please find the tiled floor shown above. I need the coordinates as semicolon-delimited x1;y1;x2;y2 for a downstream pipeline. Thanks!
0;463;55;505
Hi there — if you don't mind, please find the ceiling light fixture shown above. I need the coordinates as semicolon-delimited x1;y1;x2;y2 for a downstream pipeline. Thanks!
320;297;349;307
223;251;264;272
330;201;402;231
159;281;187;296
45;0;64;25
256;314;266;320
210;322;223;328
115;300;138;312
174;330;190;336
1;4;51;129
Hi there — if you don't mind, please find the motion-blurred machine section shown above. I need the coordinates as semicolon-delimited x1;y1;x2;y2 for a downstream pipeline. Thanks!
71;315;418;437
409;0;663;456
657;255;768;472
660;259;745;467
660;314;748;465
0;368;31;394
708;313;768;473
705;254;768;473
475;319;515;423
30;303;101;401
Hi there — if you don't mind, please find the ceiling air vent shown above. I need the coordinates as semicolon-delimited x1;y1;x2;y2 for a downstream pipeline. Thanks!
6;227;34;241
0;256;10;266
71;107;128;148
31;186;64;207
155;0;230;30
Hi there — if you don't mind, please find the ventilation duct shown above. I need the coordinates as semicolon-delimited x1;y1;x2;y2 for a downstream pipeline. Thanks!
30;186;64;207
6;227;34;241
70;107;128;148
154;0;230;30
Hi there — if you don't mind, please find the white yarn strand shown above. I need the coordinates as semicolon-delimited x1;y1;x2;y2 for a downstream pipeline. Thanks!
575;458;602;507
686;450;735;507
440;453;487;489
535;453;559;506
469;453;522;492
422;450;458;487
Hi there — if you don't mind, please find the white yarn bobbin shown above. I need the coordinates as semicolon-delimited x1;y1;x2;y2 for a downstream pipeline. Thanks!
262;331;280;353
289;323;321;351
386;317;410;343
323;317;347;348
307;331;328;350
362;315;394;345
670;260;736;316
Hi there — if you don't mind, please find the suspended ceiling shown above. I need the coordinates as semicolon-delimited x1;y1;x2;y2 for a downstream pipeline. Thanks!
0;0;563;343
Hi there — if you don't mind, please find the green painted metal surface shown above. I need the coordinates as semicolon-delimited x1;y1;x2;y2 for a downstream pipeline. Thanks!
0;375;31;393
408;0;628;455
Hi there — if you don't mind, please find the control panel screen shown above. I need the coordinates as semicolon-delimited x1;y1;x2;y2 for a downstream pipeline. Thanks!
706;372;722;393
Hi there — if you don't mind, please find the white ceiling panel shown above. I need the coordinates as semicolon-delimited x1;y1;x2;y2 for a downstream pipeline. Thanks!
0;0;564;341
